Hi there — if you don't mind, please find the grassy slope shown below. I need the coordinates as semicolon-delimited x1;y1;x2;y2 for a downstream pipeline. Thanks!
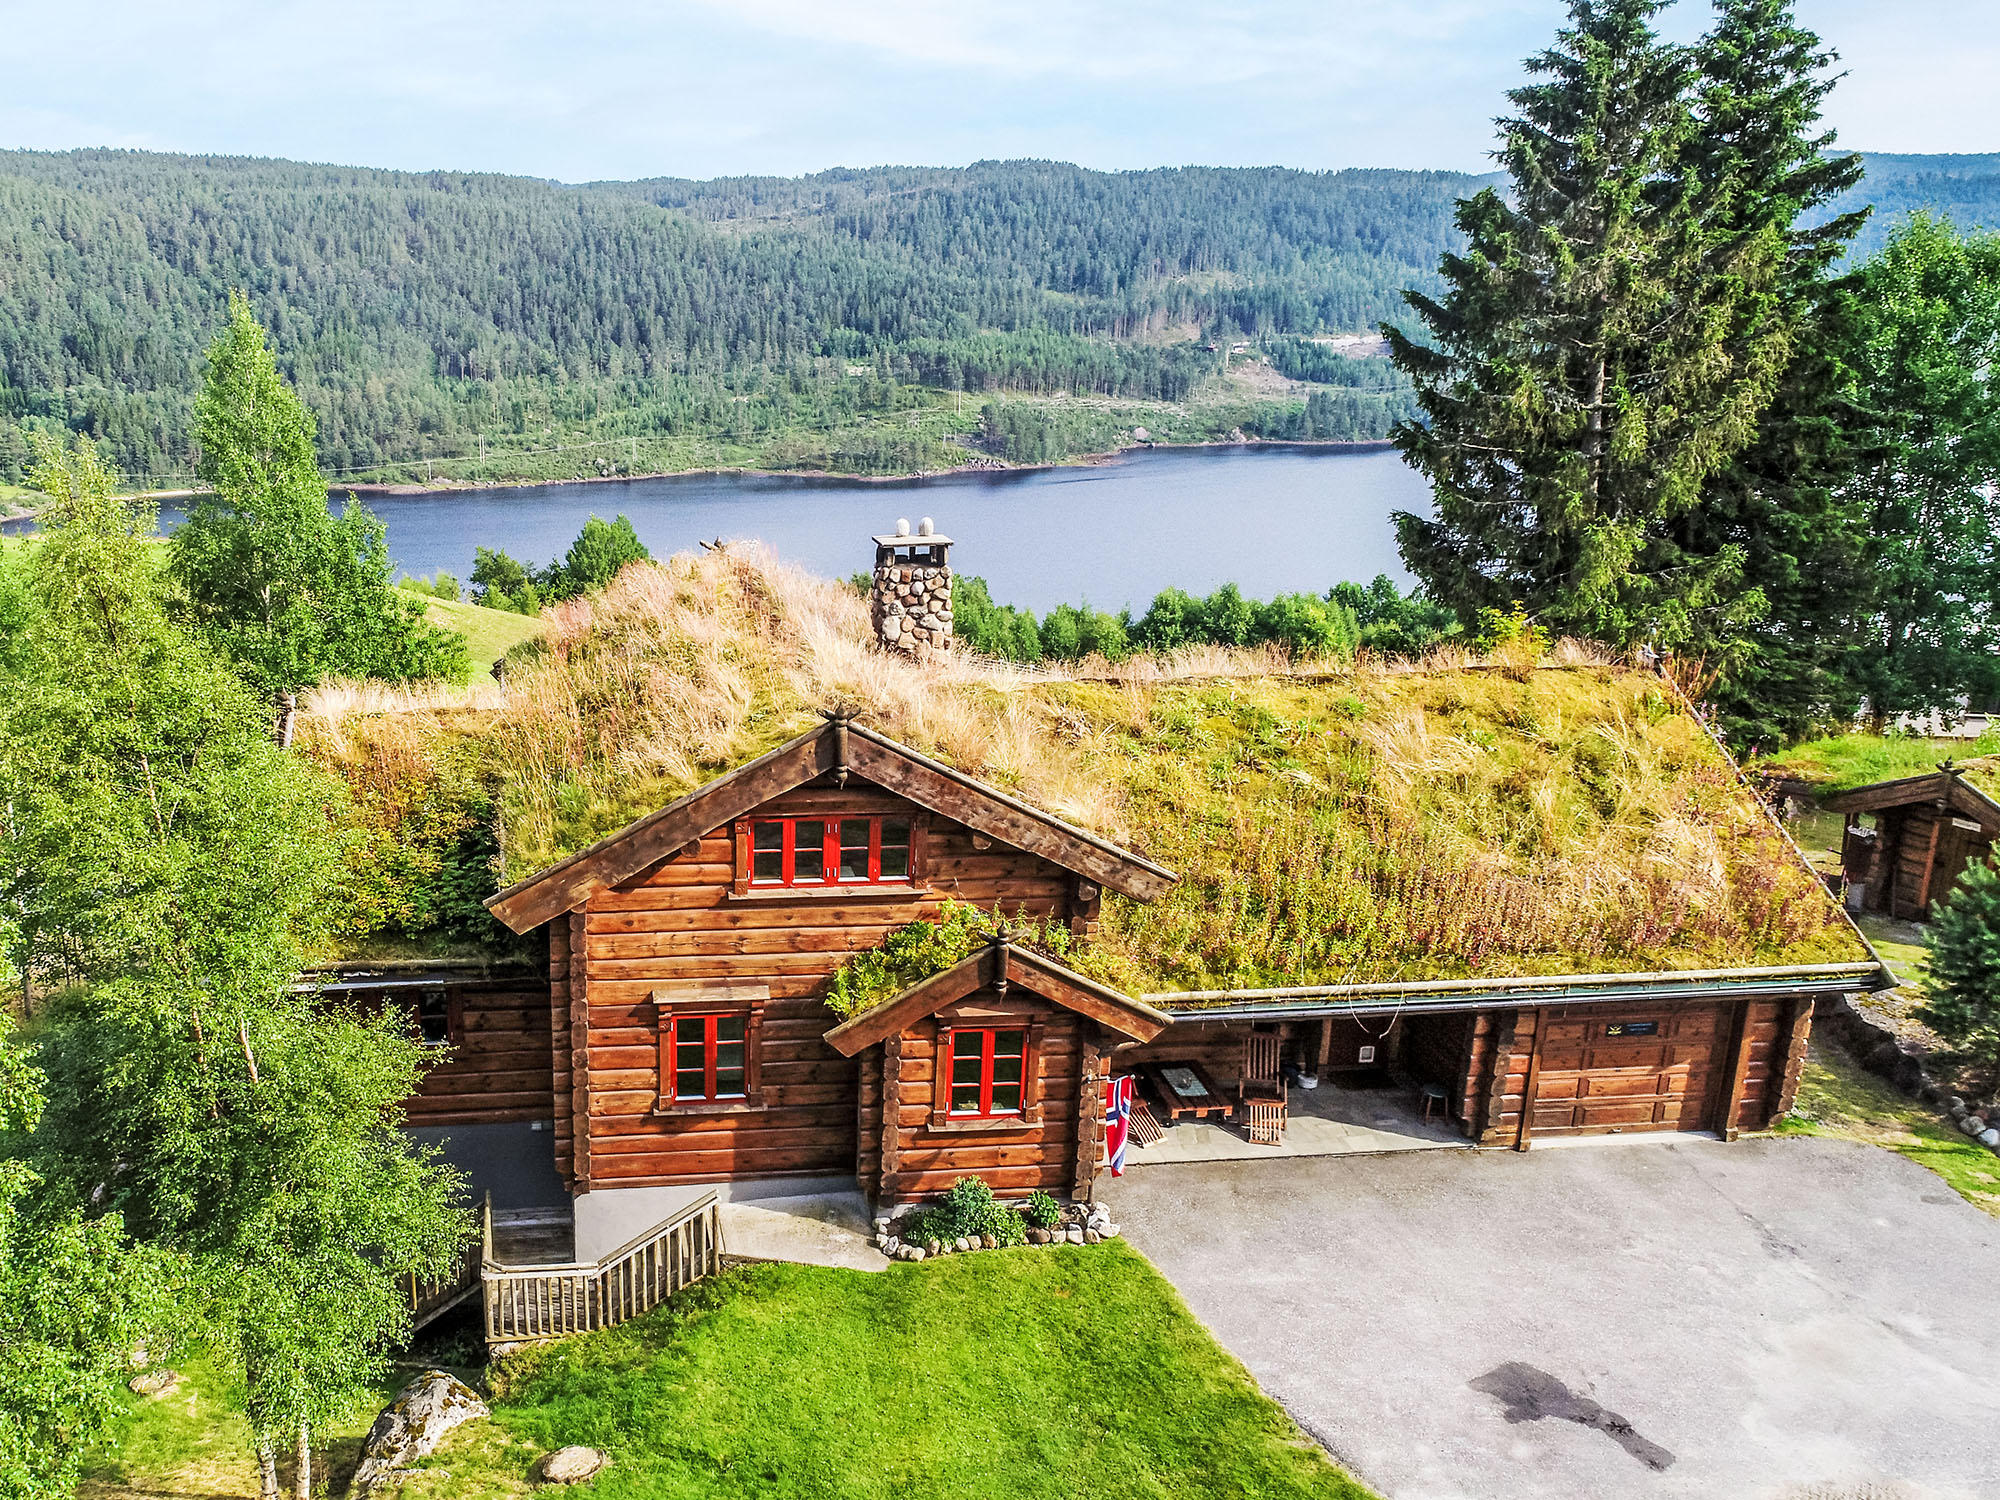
87;1248;1375;1500
415;594;547;682
1770;1042;2000;1215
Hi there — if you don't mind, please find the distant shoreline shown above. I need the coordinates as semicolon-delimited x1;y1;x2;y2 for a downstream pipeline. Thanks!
0;437;1403;518
337;437;1399;497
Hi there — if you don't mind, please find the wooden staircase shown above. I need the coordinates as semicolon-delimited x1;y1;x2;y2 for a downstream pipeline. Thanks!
480;1191;722;1347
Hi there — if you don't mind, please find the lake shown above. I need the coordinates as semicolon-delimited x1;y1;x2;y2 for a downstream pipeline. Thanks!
132;444;1430;614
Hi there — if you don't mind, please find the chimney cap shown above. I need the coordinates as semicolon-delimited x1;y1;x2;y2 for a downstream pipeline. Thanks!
894;517;910;536
918;516;934;536
873;530;953;547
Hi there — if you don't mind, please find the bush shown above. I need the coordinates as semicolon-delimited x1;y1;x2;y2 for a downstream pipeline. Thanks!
905;1177;1026;1248
1022;1189;1063;1229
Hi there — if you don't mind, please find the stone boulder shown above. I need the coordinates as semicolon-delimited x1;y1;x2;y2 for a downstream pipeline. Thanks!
541;1445;610;1484
351;1370;489;1494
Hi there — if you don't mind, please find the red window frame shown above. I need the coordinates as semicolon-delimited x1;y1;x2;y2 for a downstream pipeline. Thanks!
746;814;913;888
942;1027;1029;1119
661;1011;750;1104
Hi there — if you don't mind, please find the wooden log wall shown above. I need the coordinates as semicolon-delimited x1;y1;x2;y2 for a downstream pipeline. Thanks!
863;990;1083;1203
402;976;555;1129
557;780;1076;1192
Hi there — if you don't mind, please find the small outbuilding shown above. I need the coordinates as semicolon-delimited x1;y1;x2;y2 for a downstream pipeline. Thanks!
1824;764;2000;919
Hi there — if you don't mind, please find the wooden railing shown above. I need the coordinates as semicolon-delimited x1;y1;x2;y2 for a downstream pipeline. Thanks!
406;1196;488;1335
482;1191;721;1346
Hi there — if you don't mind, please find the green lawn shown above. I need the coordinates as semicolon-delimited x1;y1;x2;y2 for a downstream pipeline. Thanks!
1771;1042;2000;1215
88;1246;1373;1500
416;594;547;682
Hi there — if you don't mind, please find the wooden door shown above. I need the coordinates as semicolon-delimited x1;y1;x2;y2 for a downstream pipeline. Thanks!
1528;1006;1725;1135
1929;821;1987;910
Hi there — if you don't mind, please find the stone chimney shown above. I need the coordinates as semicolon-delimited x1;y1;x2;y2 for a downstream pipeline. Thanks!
870;517;952;659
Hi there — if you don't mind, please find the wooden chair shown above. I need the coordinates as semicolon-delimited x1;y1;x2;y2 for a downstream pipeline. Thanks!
1238;1030;1288;1145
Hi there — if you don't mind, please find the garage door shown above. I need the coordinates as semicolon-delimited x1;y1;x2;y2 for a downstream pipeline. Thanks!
1529;1005;1728;1136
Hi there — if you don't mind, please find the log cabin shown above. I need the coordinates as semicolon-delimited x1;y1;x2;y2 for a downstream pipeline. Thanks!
1825;765;2000;920
314;530;1893;1260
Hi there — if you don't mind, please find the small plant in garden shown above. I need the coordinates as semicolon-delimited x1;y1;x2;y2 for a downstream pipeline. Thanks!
903;1177;1027;1248
1022;1189;1063;1230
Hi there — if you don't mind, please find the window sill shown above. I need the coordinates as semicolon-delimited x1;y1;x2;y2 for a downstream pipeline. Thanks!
725;883;927;906
926;1115;1039;1135
654;1096;765;1117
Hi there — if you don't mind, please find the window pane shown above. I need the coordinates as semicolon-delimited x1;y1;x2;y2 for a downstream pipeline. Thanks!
677;1066;708;1098
752;849;783;882
793;820;826;883
991;1054;1022;1087
879;817;910;880
990;1078;1023;1113
839;819;871;880
714;1064;746;1097
416;988;450;1045
993;1030;1024;1059
951;1083;984;1113
676;1038;707;1073
715;1015;745;1043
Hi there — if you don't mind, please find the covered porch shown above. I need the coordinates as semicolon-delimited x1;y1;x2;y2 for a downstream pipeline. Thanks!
1110;1011;1475;1165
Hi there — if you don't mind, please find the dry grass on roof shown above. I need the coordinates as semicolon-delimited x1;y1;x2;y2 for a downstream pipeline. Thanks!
297;545;1864;986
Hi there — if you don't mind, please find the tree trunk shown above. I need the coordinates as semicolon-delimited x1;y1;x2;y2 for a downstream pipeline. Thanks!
293;1423;310;1500
275;691;298;750
256;1437;280;1500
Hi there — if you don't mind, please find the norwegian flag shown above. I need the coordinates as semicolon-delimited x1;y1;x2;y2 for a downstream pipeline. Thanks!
1103;1073;1134;1176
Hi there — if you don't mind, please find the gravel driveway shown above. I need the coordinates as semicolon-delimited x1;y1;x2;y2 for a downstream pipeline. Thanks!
1103;1136;2000;1500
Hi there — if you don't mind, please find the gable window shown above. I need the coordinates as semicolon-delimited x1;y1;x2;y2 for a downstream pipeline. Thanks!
748;815;912;888
662;1013;748;1102
943;1027;1027;1118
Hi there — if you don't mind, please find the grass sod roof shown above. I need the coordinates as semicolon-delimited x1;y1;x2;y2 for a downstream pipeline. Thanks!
1756;730;2000;800
297;545;1867;992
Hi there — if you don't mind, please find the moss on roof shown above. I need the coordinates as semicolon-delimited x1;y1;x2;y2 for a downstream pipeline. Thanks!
1757;730;2000;800
301;546;1865;989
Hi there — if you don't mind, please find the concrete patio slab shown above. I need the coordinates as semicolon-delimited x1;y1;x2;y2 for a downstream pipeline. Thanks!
1130;1076;1470;1165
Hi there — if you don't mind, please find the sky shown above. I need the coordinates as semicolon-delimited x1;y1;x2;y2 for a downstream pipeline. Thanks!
0;0;1992;183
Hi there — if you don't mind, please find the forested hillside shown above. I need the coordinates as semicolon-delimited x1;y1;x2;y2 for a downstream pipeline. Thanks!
0;152;1475;483
0;148;1991;486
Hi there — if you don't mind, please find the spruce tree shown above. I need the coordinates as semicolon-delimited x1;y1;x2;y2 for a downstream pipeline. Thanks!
171;293;466;741
1387;0;1789;648
1668;0;1870;745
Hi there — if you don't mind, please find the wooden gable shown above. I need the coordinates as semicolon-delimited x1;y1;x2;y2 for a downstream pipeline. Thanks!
822;938;1173;1057
1823;768;2000;832
487;718;1176;933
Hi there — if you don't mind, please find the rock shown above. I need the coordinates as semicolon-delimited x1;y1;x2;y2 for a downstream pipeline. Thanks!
1103;1224;1120;1238
909;1246;926;1261
1964;1116;1986;1137
954;1236;971;1253
1029;1228;1048;1245
880;617;903;642
1950;1098;1969;1118
128;1369;181;1398
981;1234;997;1249
1982;1129;2000;1149
881;1235;900;1255
1066;1227;1085;1245
352;1371;489;1494
925;1240;941;1257
540;1446;609;1484
1085;1229;1101;1245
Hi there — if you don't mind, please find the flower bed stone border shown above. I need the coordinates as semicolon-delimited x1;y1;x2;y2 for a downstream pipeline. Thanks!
871;1200;1118;1261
